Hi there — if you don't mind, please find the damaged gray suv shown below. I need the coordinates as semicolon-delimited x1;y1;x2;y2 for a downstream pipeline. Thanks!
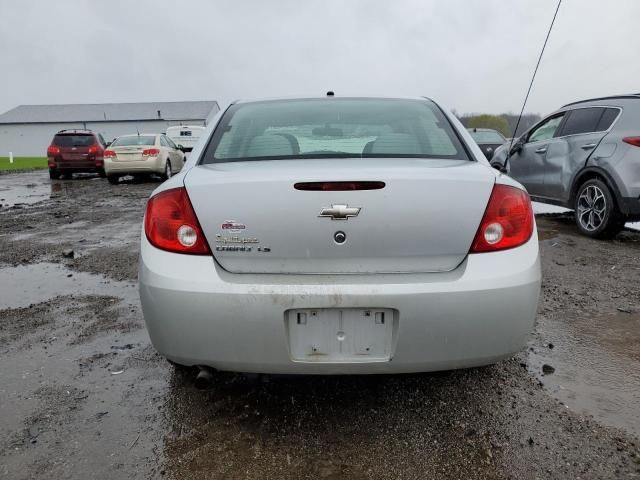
499;94;640;238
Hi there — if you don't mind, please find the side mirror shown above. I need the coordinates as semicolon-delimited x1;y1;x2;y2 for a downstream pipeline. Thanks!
177;144;185;152
510;139;524;155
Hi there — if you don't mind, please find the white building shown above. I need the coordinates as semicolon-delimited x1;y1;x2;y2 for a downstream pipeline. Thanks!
0;100;220;157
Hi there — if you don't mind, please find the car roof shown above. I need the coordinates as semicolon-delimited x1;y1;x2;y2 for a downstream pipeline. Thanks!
56;129;94;134
117;133;159;137
562;94;640;108
232;95;434;105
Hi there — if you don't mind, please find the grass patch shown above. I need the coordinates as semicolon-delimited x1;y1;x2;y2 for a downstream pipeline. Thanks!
0;157;48;171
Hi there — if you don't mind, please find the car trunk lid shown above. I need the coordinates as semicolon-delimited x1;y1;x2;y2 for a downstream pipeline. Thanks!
184;159;496;274
111;146;147;162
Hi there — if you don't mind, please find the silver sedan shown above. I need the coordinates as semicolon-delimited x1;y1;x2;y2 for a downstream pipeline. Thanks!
139;96;541;375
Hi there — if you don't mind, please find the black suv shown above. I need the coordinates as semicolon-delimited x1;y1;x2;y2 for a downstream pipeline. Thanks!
46;129;108;179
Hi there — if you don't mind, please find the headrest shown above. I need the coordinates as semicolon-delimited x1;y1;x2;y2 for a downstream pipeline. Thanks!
246;135;294;157
370;133;420;154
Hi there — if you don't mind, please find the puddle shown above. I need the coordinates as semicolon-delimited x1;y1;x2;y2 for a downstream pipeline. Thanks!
0;262;138;309
529;310;640;436
0;171;109;209
0;172;50;207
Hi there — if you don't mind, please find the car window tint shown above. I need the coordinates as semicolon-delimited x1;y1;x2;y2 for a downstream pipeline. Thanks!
53;134;94;147
165;136;177;149
467;130;505;143
159;136;169;147
596;108;620;132
528;114;564;143
111;135;156;146
560;108;604;136
202;98;470;163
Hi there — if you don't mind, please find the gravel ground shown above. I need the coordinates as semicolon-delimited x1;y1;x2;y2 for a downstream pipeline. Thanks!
0;170;639;479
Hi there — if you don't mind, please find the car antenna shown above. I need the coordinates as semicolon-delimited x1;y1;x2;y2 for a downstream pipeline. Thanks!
507;0;562;167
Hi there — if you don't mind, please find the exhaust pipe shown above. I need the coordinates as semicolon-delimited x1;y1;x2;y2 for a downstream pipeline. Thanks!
194;366;215;390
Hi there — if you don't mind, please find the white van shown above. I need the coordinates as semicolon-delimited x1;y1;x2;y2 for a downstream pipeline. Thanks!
166;125;206;152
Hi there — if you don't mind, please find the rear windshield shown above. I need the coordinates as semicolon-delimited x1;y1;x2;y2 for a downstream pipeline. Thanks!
467;129;506;143
111;135;156;146
201;98;470;163
53;134;95;147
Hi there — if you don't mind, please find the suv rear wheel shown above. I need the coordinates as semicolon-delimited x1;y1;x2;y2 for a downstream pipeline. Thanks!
574;178;624;238
48;168;61;180
107;175;119;185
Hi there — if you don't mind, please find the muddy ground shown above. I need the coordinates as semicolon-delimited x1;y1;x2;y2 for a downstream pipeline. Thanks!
0;170;639;479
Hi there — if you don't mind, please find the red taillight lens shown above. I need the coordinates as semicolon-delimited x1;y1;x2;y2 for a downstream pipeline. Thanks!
88;145;102;155
142;148;161;156
104;149;116;158
623;137;640;147
144;187;210;255
47;145;60;156
470;184;534;253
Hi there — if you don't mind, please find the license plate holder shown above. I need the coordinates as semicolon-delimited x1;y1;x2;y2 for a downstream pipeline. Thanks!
287;308;394;362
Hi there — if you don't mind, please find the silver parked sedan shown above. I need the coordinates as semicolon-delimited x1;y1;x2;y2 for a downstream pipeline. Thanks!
139;96;541;375
104;133;185;184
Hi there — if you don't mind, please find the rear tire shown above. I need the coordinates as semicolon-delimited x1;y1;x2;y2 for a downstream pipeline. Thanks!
98;168;107;178
107;175;119;185
574;178;624;239
161;160;172;181
48;168;61;180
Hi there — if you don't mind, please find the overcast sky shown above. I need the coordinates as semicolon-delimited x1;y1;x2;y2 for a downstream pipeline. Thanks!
1;0;638;117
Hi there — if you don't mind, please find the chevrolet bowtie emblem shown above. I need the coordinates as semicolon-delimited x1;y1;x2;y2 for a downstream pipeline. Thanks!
318;204;361;220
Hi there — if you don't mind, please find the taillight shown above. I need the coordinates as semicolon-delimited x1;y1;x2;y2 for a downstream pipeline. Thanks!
623;137;640;147
88;145;102;155
144;187;210;255
294;181;386;191
470;184;533;253
47;145;60;156
104;150;116;158
142;148;161;157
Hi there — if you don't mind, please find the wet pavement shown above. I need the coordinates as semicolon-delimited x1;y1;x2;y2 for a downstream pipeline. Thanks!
1;170;640;479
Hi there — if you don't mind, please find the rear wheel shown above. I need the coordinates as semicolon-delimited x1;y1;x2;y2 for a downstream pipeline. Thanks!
48;168;61;180
107;175;119;185
574;178;624;239
161;160;172;181
98;168;107;178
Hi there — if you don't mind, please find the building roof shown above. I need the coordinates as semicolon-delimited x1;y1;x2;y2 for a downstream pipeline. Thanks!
0;100;219;124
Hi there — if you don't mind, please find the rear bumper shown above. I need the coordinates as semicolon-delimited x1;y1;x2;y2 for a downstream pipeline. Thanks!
104;157;163;174
49;156;102;171
139;231;541;374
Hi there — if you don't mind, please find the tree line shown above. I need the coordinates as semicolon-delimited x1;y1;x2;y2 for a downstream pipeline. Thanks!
453;112;542;138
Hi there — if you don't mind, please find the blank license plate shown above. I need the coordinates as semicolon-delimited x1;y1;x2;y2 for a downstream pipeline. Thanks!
287;308;394;362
